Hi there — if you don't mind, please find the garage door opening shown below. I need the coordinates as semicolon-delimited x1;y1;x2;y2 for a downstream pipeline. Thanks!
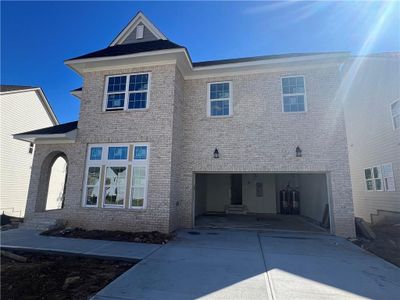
194;173;331;233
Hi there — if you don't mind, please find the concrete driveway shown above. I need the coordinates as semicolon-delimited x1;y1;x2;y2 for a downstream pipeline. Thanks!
94;229;400;300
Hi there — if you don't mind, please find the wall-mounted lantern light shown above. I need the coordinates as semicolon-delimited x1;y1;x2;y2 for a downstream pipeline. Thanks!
213;148;220;159
295;146;302;157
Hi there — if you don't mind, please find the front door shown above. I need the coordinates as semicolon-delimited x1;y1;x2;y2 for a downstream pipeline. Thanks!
230;174;242;205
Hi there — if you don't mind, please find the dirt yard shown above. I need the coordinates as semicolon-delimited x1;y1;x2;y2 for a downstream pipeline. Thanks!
41;227;173;244
354;223;400;267
1;251;134;300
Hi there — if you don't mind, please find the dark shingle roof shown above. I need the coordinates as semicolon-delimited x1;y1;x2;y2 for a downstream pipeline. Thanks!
68;40;184;61
15;121;78;136
192;52;348;67
0;85;36;93
72;87;82;92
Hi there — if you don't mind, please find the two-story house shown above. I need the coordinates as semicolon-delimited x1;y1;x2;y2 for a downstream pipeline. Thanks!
343;54;400;225
14;12;355;237
0;85;61;217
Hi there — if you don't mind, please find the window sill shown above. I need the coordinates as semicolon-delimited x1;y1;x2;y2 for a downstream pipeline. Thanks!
207;115;233;119
102;108;149;114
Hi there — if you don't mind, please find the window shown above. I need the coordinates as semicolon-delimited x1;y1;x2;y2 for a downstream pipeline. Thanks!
131;166;146;207
391;99;400;130
282;76;306;112
382;163;396;191
208;82;232;117
364;168;374;190
90;147;102;160
131;145;148;208
373;166;383;191
104;166;127;207
136;25;144;39
364;164;396;191
85;167;101;206
83;144;149;209
104;73;150;111
108;147;128;160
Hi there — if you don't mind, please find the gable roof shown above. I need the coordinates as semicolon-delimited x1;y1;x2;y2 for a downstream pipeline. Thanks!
0;85;36;93
110;11;167;46
67;40;184;61
0;85;59;125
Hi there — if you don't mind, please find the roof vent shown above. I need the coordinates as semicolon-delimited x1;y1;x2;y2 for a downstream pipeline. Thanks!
136;25;144;39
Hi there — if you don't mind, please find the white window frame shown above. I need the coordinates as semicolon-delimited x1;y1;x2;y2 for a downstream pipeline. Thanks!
281;75;307;113
82;143;150;209
390;99;400;130
364;167;374;191
382;162;396;192
130;144;149;209
207;81;233;117
103;72;151;112
83;146;104;208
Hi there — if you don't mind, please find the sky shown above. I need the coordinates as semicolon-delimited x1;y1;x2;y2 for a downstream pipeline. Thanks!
1;1;399;123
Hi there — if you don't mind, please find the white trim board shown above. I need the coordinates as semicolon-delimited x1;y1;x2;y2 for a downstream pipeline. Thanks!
110;12;167;46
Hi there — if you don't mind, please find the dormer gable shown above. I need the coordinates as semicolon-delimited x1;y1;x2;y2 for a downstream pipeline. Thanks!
110;11;167;46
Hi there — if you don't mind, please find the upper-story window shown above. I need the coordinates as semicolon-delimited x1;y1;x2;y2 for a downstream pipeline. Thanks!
391;99;399;130
104;73;150;111
282;76;306;112
207;82;232;117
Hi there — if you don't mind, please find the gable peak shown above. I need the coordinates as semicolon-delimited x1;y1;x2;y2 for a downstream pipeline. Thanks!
110;11;167;46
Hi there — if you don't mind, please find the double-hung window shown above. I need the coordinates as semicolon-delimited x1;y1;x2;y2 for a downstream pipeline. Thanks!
83;144;149;209
391;99;400;130
282;76;306;112
364;164;396;191
382;163;396;191
104;73;150;111
208;82;232;117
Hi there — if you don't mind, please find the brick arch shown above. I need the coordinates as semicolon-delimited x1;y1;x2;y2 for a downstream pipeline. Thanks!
35;151;68;212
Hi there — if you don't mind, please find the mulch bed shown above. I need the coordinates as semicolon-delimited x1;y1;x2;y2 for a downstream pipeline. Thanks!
41;227;173;244
1;250;134;300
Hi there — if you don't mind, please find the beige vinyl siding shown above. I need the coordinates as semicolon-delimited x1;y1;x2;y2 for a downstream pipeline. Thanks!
344;57;400;222
0;90;56;217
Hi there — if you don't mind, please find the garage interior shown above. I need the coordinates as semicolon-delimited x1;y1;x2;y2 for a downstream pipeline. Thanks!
194;173;330;233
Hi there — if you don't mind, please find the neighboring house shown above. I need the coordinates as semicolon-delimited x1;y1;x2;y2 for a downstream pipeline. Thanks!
14;12;356;237
343;54;400;224
0;85;61;217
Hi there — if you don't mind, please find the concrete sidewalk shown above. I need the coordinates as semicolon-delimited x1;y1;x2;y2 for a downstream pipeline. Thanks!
2;228;399;299
0;229;161;260
94;229;400;300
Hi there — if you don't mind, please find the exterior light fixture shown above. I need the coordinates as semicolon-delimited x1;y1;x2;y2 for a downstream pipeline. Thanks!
296;146;302;157
213;148;219;159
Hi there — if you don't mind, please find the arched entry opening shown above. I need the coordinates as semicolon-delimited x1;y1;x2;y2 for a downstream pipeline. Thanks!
45;156;68;210
35;151;68;212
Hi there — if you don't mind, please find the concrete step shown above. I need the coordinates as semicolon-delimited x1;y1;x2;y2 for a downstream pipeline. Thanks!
21;218;66;231
225;205;248;215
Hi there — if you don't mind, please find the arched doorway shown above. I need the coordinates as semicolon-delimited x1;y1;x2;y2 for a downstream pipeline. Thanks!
45;156;68;210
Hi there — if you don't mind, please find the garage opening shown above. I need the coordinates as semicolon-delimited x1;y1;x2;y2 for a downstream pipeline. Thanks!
194;173;330;233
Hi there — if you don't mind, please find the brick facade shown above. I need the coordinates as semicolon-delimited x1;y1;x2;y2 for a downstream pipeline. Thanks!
24;61;356;237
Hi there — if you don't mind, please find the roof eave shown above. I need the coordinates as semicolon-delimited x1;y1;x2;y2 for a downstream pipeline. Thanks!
13;129;77;144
